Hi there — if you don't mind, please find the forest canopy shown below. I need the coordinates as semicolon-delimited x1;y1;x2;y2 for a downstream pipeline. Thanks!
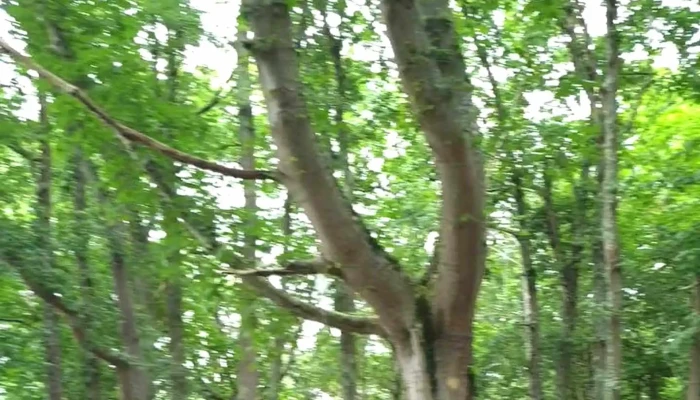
0;0;699;399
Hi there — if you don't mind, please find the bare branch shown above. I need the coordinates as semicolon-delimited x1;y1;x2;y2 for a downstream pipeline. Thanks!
224;258;342;278
0;38;278;181
2;256;129;368
242;277;385;337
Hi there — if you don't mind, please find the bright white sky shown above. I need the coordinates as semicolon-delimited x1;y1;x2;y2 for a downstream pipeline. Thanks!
0;0;698;393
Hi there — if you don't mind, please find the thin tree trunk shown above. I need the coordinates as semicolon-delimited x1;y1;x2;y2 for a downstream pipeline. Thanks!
601;2;622;399
72;147;101;400
111;242;149;400
322;12;359;400
336;284;358;400
166;280;187;400
592;241;607;400
102;212;149;400
513;172;543;400
688;276;700;400
35;92;62;400
545;165;585;399
236;31;259;400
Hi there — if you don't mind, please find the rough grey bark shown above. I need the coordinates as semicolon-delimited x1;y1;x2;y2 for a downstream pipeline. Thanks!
688;276;700;400
72;147;101;400
36;93;62;400
236;32;260;400
601;2;622;399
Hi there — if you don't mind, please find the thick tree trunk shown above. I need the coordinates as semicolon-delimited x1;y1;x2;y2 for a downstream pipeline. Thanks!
244;1;485;399
72;148;101;400
35;93;62;400
513;173;543;400
688;276;700;400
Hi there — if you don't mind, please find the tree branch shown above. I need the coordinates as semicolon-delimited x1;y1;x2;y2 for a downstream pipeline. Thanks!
2;255;129;368
224;258;341;278
243;0;416;340
242;277;385;337
0;38;278;181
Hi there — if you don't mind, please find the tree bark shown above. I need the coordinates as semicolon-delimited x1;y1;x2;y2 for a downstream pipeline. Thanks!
601;2;622;399
688;276;700;400
166;280;187;400
102;214;150;400
35;92;63;400
242;0;485;399
322;14;359;400
236;32;260;400
379;1;485;398
72;147;101;400
513;172;543;400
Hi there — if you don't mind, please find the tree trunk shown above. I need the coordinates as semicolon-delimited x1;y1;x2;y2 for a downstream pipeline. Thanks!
601;2;622;399
72;147;101;400
513;173;543;400
104;219;149;400
688;276;700;400
243;1;485;399
336;284;358;400
35;92;62;400
236;32;259;400
323;14;359;400
166;280;187;400
592;241;607;400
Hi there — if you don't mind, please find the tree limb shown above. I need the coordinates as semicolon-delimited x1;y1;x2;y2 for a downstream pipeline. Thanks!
2;256;129;368
224;258;342;278
242;277;385;337
0;38;278;181
243;0;416;340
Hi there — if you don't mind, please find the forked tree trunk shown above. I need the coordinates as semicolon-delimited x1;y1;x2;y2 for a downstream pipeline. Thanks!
688;275;700;400
242;0;485;399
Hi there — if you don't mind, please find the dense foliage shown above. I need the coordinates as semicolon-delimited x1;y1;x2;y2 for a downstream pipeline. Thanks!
0;0;699;399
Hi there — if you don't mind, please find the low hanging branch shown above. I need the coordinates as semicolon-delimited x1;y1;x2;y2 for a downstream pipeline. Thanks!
0;39;278;182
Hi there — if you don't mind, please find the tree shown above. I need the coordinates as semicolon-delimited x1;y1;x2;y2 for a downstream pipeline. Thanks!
1;0;699;399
